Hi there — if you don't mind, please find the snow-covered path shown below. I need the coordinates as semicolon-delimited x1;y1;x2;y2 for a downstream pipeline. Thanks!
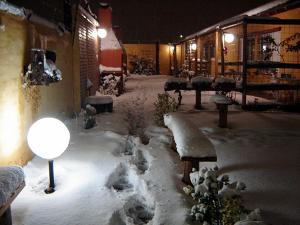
12;75;190;225
12;75;300;225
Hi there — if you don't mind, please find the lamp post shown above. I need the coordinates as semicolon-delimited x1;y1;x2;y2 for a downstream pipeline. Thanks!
27;118;70;194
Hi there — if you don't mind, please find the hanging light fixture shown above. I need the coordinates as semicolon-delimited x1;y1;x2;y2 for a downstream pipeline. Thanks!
97;27;107;39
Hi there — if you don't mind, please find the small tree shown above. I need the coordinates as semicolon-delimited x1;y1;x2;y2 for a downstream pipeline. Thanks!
153;93;177;126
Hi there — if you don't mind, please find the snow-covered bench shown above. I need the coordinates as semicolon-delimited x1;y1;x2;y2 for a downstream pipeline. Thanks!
164;113;217;184
0;166;25;225
85;96;113;113
211;95;232;128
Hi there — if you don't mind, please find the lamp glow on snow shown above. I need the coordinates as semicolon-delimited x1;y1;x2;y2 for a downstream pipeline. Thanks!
27;118;70;194
97;27;107;39
224;33;235;43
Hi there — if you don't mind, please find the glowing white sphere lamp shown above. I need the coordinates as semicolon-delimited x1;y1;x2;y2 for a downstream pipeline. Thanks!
224;33;235;43
97;28;107;39
27;118;70;193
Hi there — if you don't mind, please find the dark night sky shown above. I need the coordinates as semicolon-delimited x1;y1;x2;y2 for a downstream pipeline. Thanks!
89;0;274;43
9;0;274;43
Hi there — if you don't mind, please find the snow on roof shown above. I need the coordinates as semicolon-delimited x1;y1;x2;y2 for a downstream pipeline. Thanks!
99;64;122;73
0;1;25;17
101;28;121;50
184;0;291;40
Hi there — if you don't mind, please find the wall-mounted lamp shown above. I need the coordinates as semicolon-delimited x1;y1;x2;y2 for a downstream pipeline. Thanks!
190;43;197;51
169;45;175;52
224;33;235;43
27;118;70;194
97;27;107;39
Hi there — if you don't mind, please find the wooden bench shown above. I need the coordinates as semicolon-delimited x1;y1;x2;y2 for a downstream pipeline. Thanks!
0;166;25;225
164;113;217;184
211;95;232;128
85;96;113;113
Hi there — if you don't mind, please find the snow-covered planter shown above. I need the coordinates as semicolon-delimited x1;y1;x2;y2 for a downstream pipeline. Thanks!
23;49;62;87
184;166;266;225
83;104;96;129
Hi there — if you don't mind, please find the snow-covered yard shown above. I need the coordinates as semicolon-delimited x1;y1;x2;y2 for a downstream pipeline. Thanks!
12;75;300;225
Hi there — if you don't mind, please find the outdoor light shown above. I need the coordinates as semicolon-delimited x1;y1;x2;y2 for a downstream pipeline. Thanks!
262;45;267;51
224;33;235;43
191;43;197;51
179;34;183;39
97;28;107;39
27;117;70;194
169;45;174;52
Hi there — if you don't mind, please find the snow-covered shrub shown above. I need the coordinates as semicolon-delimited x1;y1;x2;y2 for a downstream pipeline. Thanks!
99;74;124;96
153;93;177;126
184;166;265;225
128;55;155;75
83;104;96;129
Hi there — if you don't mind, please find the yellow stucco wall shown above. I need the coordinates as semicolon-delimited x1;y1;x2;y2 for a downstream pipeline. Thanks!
124;43;171;75
0;12;80;166
124;44;156;73
159;44;170;75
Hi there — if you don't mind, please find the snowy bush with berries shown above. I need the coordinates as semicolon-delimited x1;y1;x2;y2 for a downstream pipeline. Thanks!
183;166;266;225
98;74;124;96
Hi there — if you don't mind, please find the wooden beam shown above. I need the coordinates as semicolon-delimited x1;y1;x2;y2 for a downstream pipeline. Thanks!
245;17;300;25
156;41;160;74
219;29;225;77
242;20;248;107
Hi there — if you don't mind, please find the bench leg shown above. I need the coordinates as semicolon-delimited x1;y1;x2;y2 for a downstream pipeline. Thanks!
195;90;202;109
0;206;12;225
182;160;199;184
177;90;182;106
218;104;228;128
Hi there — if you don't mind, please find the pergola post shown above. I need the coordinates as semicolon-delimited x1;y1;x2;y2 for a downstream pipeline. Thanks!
242;18;248;108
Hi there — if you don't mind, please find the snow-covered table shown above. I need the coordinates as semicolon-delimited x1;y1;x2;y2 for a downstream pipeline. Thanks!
212;77;236;92
211;95;232;128
191;76;213;109
164;113;217;184
0;166;25;225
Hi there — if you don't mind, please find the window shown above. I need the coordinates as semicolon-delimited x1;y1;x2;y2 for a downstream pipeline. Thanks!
239;29;281;62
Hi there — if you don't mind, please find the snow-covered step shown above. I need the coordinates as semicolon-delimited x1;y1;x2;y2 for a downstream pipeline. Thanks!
0;166;25;224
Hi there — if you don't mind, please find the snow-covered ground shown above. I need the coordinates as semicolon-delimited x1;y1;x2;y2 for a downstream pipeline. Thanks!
12;75;300;225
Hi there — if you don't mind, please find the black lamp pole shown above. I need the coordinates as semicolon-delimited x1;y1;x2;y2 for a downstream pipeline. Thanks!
45;160;55;194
